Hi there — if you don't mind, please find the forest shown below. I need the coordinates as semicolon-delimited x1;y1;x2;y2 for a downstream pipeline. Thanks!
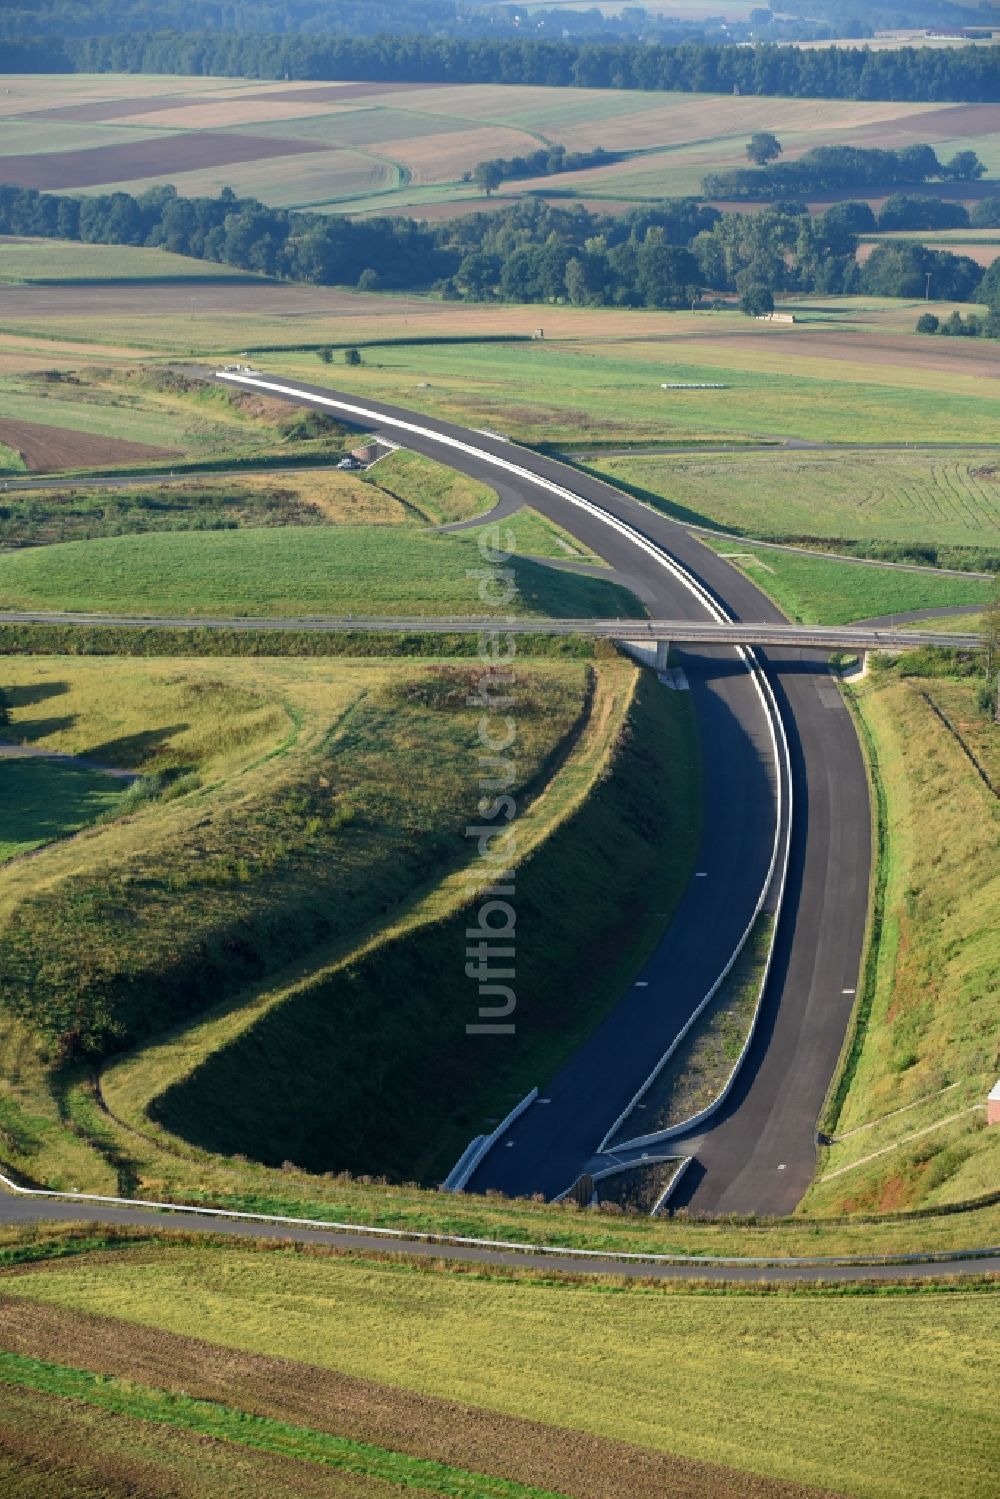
0;182;993;315
4;33;999;104
1;0;993;45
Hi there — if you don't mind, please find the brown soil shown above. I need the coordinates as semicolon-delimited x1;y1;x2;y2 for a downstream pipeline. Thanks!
0;417;179;472
0;1381;406;1498
845;102;1000;144
27;93;227;124
0;1294;843;1499
237;82;437;105
0;132;334;191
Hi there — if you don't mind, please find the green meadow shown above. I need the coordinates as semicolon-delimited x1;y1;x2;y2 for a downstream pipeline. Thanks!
590;448;1000;553
0;525;641;619
695;535;994;625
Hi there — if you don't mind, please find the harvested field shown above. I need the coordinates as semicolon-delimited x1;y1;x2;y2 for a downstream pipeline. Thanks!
0;1381;396;1499
91;150;394;209
0;237;268;285
115;99;361;130
28;93;237;124
0;76;218;119
380;126;544;183
0;1297;838;1499
237;82;440;106
0;132;333;191
2;74;990;213
673;325;1000;379
0;417;178;472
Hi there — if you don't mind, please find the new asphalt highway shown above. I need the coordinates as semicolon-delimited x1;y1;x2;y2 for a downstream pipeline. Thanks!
204;370;871;1217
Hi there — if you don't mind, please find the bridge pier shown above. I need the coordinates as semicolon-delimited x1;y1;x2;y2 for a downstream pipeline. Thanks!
616;637;671;675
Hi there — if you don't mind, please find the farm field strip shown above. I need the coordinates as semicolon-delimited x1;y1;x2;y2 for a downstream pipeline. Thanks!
4;1243;999;1499
589;449;1000;549
0;74;987;212
264;337;1000;447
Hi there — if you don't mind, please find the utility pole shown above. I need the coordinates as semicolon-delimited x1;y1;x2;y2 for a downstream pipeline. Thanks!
925;271;932;301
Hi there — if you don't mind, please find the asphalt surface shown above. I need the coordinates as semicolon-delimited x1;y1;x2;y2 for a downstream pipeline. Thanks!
0;1187;996;1283
195;370;873;1217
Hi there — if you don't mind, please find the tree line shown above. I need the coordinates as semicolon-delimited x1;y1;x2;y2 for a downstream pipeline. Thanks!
917;258;1000;338
5;33;1000;104
2;0;989;47
1;182;994;315
702;143;986;199
471;145;617;196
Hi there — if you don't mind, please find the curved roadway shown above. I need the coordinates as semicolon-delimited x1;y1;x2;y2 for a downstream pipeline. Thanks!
0;371;872;1232
209;371;871;1216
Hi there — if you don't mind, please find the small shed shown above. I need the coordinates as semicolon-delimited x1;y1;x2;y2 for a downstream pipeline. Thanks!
988;1079;1000;1126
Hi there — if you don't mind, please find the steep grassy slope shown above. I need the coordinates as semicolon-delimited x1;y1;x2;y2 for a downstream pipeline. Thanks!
142;668;699;1182
805;665;1000;1214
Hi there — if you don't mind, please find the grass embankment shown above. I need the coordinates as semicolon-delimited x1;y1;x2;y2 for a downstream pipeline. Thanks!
695;534;994;625
462;507;606;565
0;656;597;1191
0;365;350;471
588;449;1000;559
0;525;640;619
1;1234;998;1499
0;620;597;660
805;664;1000;1215
119;666;697;1183
364;448;495;524
0;470;412;545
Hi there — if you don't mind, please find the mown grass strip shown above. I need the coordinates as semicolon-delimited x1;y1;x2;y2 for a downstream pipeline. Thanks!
0;1350;569;1499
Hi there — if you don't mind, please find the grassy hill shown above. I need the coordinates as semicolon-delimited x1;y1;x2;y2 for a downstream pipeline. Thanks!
0;525;641;620
806;661;1000;1214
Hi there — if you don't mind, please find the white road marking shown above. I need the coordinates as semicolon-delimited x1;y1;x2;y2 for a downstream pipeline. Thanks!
635;980;649;987
842;988;856;994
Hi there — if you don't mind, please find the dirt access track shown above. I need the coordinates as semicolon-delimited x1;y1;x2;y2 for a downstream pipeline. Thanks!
0;417;179;472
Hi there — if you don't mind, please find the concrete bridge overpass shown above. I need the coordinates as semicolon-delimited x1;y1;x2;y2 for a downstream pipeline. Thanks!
0;610;979;652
